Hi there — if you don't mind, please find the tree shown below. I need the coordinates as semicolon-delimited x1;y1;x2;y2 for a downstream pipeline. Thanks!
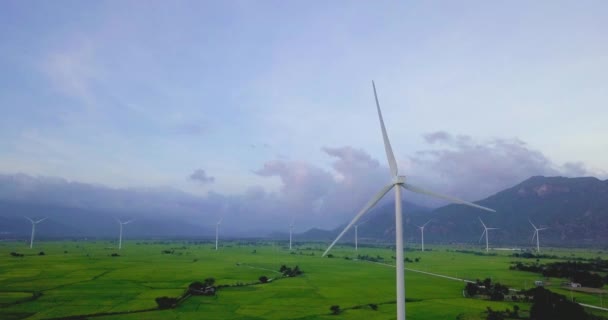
465;282;479;297
155;296;178;309
330;305;341;315
527;287;587;320
204;277;215;287
512;305;520;318
259;276;269;283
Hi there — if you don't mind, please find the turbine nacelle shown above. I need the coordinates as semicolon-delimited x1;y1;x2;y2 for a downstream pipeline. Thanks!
393;176;406;184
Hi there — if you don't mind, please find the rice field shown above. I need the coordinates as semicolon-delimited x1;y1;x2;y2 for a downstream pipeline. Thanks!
0;240;606;319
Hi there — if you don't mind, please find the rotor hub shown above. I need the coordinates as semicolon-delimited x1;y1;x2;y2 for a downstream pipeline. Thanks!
393;175;406;185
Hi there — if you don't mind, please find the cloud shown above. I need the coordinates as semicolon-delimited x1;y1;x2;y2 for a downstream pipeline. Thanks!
408;131;598;202
423;131;451;144
254;160;334;216
189;169;215;184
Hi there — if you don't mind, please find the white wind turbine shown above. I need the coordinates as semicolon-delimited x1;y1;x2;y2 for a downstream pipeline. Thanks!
354;219;371;252
289;217;295;250
215;216;223;251
323;81;495;320
416;220;433;252
117;219;134;250
529;219;548;253
478;217;498;252
25;217;47;249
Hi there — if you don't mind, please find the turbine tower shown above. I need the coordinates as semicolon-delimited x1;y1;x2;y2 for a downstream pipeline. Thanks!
117;219;134;250
25;217;47;249
323;81;495;320
529;219;548;253
215;217;223;251
289;218;295;250
478;217;498;252
354;219;370;252
416;220;433;252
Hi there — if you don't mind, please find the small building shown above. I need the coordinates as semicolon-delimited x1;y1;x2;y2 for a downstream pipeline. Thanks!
534;280;544;287
570;282;582;288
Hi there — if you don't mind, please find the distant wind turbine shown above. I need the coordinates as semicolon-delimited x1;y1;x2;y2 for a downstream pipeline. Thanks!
323;81;495;320
416;220;433;252
478;217;498;252
354;219;371;252
25;217;47;249
117;219;134;250
529;219;548;253
215;216;223;251
289;217;295;250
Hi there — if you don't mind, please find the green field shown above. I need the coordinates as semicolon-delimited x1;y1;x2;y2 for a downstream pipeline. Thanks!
1;240;607;319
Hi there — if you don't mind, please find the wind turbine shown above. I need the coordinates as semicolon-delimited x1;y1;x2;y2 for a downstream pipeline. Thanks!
354;219;371;252
25;217;47;249
323;81;495;320
117;219;134;250
416;219;433;252
529;219;548;253
289;217;295;250
215;216;223;251
478;217;498;252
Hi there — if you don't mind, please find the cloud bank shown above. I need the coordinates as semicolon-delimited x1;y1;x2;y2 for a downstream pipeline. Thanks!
0;133;603;234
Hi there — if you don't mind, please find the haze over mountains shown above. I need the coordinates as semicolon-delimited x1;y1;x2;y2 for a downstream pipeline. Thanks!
1;173;607;246
304;176;608;247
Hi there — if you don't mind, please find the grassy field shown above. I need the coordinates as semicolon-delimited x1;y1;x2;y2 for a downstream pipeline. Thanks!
0;240;607;319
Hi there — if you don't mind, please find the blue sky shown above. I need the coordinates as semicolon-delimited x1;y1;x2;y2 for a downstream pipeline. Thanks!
1;1;607;228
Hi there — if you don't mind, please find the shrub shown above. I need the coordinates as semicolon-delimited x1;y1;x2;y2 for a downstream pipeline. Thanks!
155;296;178;309
330;305;341;315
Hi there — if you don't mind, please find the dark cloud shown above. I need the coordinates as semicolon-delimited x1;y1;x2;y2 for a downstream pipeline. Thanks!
423;131;451;144
189;169;215;184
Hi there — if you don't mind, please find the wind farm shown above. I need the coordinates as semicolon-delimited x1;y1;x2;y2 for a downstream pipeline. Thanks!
1;1;608;320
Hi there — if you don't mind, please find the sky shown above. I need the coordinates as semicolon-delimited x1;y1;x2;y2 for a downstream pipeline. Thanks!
1;1;607;231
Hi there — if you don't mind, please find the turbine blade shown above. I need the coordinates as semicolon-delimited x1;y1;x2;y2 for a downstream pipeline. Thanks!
24;216;34;223
479;230;486;242
35;217;47;223
323;183;394;257
478;217;487;228
487;228;499;230
372;81;398;177
538;228;548;231
529;219;537;229
403;183;496;212
422;219;433;227
124;219;135;224
531;231;537;242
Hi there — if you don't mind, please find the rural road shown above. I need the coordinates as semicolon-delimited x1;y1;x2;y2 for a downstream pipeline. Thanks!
357;259;608;312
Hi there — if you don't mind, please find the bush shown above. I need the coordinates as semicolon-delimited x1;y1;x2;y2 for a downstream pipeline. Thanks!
10;252;24;257
259;276;269;283
155;296;178;309
38;251;45;256
330;305;341;315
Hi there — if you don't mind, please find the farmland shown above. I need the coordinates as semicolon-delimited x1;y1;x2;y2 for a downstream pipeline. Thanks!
1;241;607;319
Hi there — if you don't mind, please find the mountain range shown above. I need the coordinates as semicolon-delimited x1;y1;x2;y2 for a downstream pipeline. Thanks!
1;173;607;246
301;176;608;247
